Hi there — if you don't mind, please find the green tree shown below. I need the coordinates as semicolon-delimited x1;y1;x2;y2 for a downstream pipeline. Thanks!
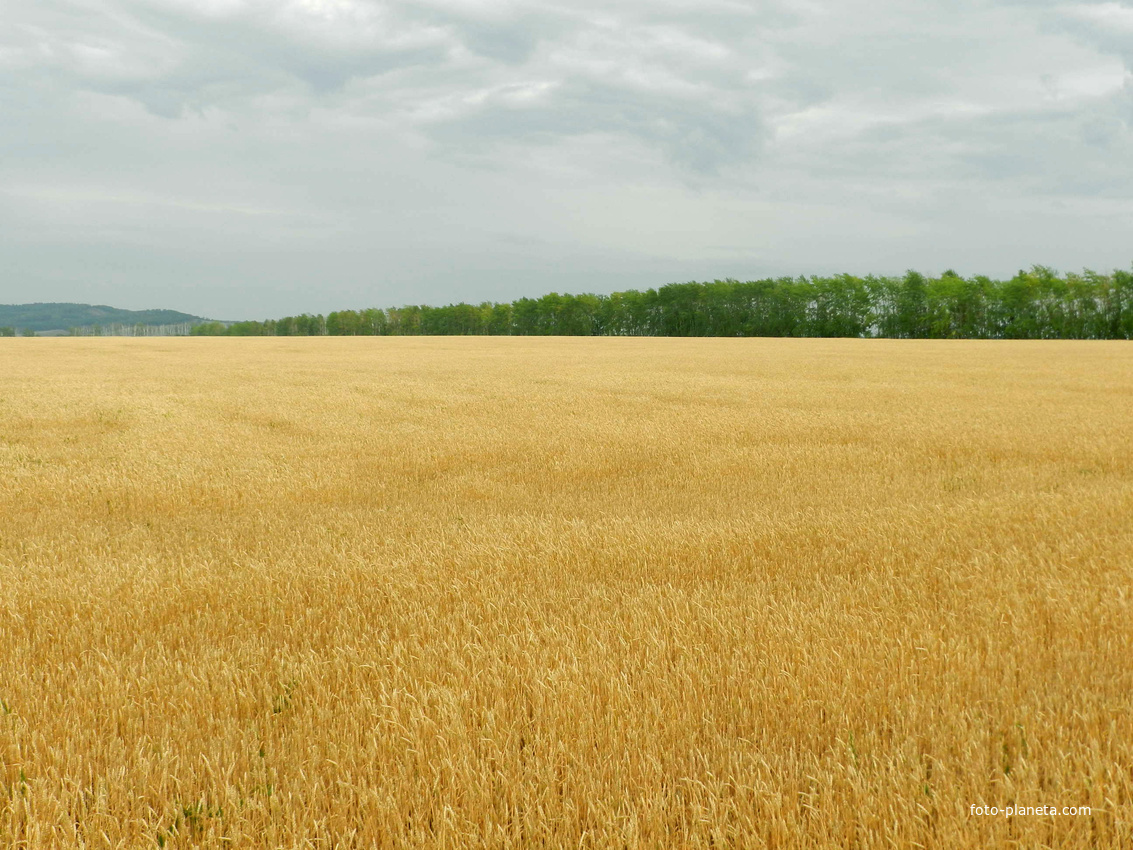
327;310;362;335
1112;270;1133;339
895;271;930;338
511;298;540;335
486;303;513;335
191;321;228;336
183;264;1133;341
361;308;388;335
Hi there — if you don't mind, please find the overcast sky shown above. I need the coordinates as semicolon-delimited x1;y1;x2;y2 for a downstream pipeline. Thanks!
2;0;1131;319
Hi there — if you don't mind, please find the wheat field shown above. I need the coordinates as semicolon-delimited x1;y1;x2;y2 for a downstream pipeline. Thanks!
1;337;1130;848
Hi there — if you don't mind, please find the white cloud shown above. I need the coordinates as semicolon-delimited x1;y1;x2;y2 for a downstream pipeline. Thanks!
1063;2;1133;32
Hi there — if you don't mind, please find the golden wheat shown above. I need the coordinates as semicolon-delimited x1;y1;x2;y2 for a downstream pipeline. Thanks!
1;337;1131;848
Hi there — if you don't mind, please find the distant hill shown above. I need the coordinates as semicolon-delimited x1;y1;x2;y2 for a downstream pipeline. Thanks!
0;303;208;333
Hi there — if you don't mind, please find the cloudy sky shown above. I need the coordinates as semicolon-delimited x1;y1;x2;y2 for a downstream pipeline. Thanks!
2;0;1131;319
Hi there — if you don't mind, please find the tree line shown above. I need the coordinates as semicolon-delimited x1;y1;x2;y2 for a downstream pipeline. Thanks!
0;302;204;333
68;322;197;337
190;267;1133;339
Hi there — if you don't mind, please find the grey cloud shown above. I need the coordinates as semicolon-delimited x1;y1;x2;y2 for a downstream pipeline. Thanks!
425;76;765;174
400;5;575;65
121;2;452;95
399;4;779;172
1040;2;1133;61
3;0;1133;317
6;0;455;116
11;0;778;169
